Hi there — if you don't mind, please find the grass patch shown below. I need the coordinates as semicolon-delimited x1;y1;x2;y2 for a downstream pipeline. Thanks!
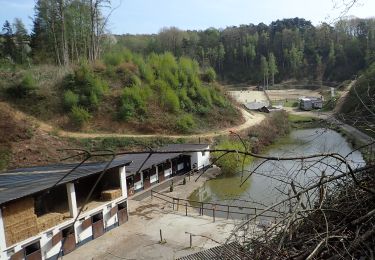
288;114;316;123
72;136;188;152
272;99;299;107
0;146;11;171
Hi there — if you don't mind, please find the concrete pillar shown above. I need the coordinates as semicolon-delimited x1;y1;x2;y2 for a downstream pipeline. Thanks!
0;208;7;256
119;166;127;198
66;183;78;218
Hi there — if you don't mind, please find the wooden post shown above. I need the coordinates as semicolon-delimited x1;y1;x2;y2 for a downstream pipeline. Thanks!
177;199;179;211
160;229;163;242
254;208;257;222
185;203;188;216
213;205;216;223
190;233;192;248
227;205;230;219
151;189;153;200
201;202;204;216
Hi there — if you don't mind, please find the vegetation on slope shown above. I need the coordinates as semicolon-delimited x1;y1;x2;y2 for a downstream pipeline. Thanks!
213;111;290;175
339;62;375;137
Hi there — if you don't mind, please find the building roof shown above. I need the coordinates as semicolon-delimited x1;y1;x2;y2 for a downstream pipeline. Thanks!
118;152;181;174
0;160;131;205
0;144;210;205
244;101;268;110
177;242;251;260
159;143;210;152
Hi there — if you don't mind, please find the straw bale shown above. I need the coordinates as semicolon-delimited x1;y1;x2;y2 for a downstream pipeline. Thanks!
101;189;122;201
37;212;64;232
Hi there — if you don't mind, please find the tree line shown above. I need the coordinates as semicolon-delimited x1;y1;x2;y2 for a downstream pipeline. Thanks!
0;0;112;66
117;17;375;84
1;3;375;85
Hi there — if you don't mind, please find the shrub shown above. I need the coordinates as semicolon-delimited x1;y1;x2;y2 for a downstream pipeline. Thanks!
64;63;108;111
7;72;37;98
70;106;92;127
104;52;122;66
214;139;252;175
163;88;180;113
119;85;151;121
176;114;196;133
202;67;217;82
63;90;79;110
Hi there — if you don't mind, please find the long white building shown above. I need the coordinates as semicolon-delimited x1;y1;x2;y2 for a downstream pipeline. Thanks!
0;144;210;259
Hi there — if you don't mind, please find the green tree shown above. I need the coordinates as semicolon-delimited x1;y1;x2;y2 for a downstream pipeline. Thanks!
260;55;269;89
268;52;278;86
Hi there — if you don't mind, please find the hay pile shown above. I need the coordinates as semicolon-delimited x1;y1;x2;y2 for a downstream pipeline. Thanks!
101;189;122;201
2;197;38;246
37;213;65;232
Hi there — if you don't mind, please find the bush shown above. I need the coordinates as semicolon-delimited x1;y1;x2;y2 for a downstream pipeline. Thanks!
64;63;108;111
176;114;196;133
7;72;37;98
119;85;151;121
70;106;92;127
63;90;79;110
214;139;252;175
163;87;180;113
104;52;122;66
202;67;217;82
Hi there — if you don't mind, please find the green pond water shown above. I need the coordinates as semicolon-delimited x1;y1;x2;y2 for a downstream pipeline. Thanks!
189;128;366;219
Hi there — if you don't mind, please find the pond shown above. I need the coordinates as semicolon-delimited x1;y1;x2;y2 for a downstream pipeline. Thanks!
189;128;366;219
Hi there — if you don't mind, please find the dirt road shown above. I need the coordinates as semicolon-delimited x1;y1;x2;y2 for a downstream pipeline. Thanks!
0;101;265;139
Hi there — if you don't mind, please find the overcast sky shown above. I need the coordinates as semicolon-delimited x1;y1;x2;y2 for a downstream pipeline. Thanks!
1;0;374;34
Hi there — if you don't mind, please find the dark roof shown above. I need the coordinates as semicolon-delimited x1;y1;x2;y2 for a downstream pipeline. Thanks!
177;242;251;260
118;152;181;174
0;144;210;205
159;143;210;152
0;159;131;205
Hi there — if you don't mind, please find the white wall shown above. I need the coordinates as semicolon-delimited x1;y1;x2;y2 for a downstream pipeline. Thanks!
190;145;210;170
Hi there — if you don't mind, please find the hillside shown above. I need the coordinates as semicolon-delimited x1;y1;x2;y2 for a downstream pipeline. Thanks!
338;62;375;137
0;51;242;135
0;102;75;170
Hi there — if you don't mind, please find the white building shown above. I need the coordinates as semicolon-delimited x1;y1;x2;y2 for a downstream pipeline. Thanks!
0;144;211;259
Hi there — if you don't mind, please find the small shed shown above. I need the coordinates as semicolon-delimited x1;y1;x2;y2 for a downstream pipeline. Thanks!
244;101;268;111
299;98;313;111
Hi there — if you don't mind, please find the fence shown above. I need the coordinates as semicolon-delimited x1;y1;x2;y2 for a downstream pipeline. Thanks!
150;190;280;222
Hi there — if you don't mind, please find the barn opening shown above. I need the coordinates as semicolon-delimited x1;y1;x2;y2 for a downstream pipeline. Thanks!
75;168;122;211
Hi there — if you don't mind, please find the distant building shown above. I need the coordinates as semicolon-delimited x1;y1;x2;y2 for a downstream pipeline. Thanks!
299;97;323;110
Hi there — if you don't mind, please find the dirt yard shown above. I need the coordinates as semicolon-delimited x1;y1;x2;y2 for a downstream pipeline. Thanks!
266;89;322;101
64;168;253;260
228;90;269;104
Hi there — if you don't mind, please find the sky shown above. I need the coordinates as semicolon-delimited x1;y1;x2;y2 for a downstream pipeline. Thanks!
0;0;374;34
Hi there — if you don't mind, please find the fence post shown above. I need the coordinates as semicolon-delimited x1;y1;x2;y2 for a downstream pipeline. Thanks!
172;198;175;210
190;233;192;248
213;205;216;223
185;203;188;216
227;205;230;219
177;198;179;211
160;229;163;242
151;189;153;200
254;208;257;222
201;202;204;216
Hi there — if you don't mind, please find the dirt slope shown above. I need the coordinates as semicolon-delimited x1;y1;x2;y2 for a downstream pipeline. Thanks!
0;101;265;139
0;102;75;170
